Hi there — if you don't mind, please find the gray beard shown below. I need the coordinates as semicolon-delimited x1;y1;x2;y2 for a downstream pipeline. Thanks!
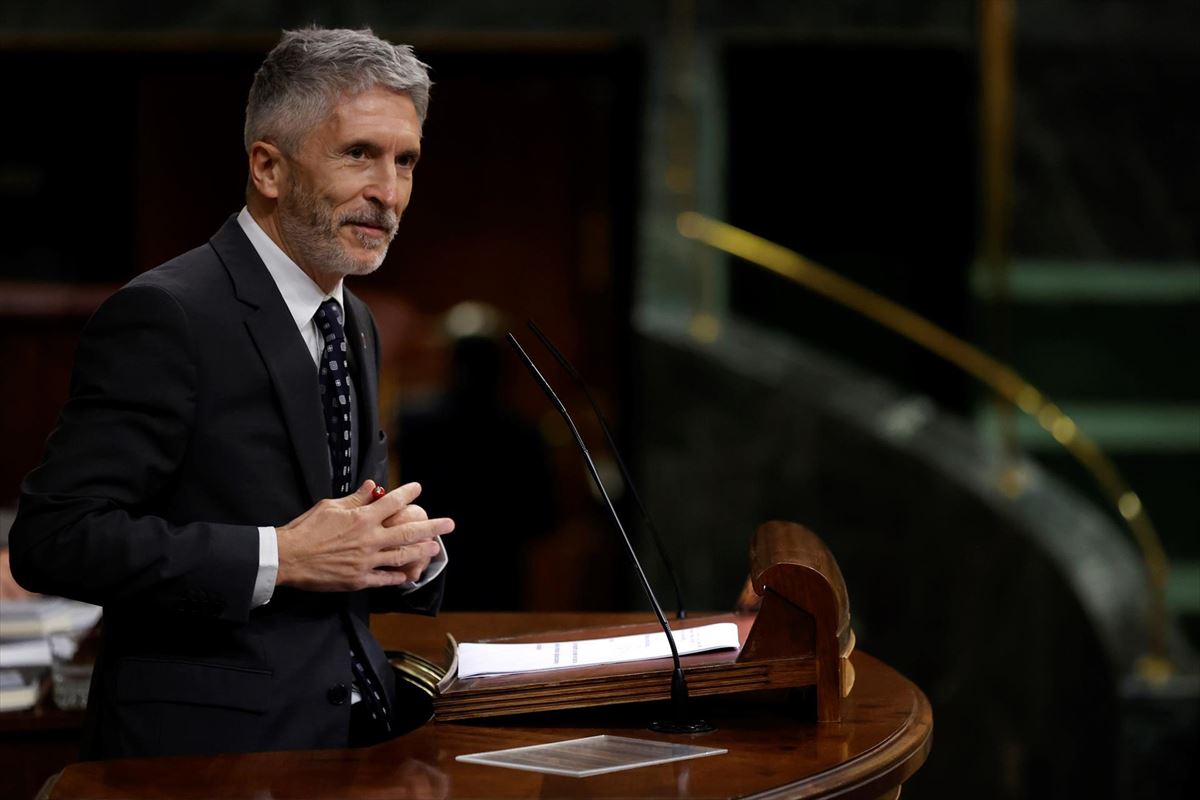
278;177;397;280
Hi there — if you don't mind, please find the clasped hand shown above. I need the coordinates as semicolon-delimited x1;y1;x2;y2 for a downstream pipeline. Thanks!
276;481;452;592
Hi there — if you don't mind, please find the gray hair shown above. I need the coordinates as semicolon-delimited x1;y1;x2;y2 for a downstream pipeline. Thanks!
244;27;431;154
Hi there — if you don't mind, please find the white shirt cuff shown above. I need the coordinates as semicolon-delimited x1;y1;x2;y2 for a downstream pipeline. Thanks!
401;536;448;593
252;526;279;608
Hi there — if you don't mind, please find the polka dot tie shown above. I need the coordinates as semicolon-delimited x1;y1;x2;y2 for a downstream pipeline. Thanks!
315;299;353;497
351;650;393;737
315;300;393;739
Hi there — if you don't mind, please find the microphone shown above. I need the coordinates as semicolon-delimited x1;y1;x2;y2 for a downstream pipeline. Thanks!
525;320;688;620
506;332;713;734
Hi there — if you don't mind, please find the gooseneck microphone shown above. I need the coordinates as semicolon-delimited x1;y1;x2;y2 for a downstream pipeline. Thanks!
506;332;712;734
526;320;688;621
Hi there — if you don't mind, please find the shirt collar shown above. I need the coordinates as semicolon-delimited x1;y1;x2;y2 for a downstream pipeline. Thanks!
237;206;344;329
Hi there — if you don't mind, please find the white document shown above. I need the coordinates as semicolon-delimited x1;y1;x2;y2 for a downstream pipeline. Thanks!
457;622;740;679
0;638;53;668
0;597;101;639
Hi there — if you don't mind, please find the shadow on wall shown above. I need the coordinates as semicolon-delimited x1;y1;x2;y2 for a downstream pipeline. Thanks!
633;309;1198;800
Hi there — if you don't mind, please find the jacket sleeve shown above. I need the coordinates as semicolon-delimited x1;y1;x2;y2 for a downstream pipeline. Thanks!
369;569;446;615
9;283;259;623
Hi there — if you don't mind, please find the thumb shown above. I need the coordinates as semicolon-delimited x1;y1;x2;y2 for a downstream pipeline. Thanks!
338;480;378;507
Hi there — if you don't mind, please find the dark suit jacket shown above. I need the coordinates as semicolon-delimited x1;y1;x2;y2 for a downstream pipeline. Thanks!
10;215;443;759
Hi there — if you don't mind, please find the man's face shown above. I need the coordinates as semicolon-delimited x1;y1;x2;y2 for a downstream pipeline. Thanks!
277;86;421;281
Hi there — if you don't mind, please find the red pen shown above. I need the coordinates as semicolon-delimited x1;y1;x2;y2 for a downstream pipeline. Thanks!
371;485;387;501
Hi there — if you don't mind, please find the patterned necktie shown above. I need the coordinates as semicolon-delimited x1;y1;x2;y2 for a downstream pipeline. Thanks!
315;299;393;741
315;299;353;497
350;650;393;740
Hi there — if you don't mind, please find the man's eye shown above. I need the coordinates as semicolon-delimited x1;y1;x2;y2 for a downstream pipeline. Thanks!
346;147;366;159
397;154;418;169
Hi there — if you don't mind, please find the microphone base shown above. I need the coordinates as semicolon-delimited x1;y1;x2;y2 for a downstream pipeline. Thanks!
648;718;716;734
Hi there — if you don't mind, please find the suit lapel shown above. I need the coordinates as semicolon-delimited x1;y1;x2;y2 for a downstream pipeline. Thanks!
342;290;381;482
209;216;331;505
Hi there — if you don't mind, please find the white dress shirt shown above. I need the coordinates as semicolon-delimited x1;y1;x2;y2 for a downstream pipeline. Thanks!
237;207;447;607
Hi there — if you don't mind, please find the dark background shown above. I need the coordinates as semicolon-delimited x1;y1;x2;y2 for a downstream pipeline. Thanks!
1;2;1197;797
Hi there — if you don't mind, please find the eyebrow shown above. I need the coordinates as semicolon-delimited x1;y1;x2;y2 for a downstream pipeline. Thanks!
341;140;421;158
341;139;379;155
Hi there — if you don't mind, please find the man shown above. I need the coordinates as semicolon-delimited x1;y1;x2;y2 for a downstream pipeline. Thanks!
9;27;452;758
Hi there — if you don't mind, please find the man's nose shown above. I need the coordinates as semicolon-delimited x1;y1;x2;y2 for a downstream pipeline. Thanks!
364;162;400;207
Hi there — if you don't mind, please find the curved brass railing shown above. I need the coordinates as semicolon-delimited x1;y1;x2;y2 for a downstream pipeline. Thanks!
677;210;1173;677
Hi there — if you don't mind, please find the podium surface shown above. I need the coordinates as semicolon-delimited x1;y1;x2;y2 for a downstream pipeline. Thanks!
44;613;931;799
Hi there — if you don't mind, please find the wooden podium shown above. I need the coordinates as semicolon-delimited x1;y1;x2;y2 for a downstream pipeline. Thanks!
41;628;931;799
39;523;933;799
431;522;856;723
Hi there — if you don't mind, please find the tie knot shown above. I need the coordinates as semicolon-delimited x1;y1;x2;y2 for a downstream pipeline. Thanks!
315;299;344;336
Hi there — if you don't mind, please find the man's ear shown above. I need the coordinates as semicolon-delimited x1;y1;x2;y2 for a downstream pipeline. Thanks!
248;141;287;199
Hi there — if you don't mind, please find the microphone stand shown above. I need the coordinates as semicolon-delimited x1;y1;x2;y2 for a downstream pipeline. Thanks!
526;320;688;620
507;333;713;734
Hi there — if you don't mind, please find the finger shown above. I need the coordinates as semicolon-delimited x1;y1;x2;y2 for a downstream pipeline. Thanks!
336;481;378;508
365;481;422;520
401;554;433;583
384;503;428;526
376;539;442;570
379;518;454;548
366;568;409;586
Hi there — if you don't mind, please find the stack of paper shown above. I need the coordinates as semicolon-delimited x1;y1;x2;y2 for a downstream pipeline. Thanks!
0;597;102;640
457;622;740;679
0;597;101;712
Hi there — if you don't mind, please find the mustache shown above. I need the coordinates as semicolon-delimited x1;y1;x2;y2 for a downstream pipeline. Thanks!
338;207;398;234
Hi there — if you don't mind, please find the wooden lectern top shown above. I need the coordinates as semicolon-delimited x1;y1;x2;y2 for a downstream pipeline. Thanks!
45;613;931;799
42;524;932;798
434;522;857;723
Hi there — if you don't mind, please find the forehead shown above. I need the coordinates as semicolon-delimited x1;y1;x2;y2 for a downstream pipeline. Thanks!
313;86;421;145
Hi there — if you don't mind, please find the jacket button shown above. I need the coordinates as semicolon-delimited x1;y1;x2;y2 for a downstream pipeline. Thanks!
327;684;349;705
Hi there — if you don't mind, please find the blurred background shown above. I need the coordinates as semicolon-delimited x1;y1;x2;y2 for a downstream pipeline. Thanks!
0;1;1197;797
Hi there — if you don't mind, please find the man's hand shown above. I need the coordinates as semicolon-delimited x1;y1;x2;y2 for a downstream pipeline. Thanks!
376;493;441;585
275;481;452;592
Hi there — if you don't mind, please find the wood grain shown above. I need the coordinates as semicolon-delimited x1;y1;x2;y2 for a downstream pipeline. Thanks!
45;612;932;800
